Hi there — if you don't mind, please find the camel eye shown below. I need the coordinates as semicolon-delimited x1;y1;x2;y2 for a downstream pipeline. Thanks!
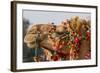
63;22;66;25
52;22;54;24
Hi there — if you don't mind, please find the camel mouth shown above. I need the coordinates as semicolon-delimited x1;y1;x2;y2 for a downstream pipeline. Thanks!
24;34;37;43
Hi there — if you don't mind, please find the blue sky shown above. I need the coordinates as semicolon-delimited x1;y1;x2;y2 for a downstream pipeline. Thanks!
23;10;91;25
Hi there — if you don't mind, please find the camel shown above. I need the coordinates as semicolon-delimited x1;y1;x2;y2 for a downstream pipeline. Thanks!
24;16;91;62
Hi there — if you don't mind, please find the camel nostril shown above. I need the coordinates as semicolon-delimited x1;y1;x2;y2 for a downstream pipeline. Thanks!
24;34;37;43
